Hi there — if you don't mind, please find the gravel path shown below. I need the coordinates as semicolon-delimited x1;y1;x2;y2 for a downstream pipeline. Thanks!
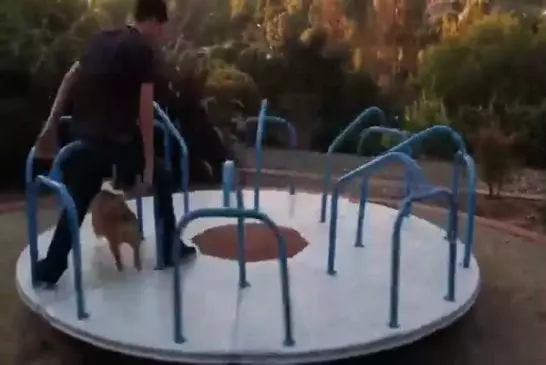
239;147;546;196
2;177;546;364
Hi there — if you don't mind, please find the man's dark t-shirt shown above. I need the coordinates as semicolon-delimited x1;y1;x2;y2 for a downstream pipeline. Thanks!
72;26;155;142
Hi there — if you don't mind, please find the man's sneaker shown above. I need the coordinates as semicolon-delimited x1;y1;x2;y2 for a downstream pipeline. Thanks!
164;240;198;267
34;261;58;290
180;242;198;258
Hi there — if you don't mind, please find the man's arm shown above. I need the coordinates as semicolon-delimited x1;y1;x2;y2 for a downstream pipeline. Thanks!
42;61;80;132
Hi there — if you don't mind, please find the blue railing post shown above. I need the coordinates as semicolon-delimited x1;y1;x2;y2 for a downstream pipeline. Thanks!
327;151;426;275
25;147;39;286
154;102;190;214
173;208;294;346
222;161;234;208
354;179;369;248
33;176;89;320
327;184;341;276
245;115;298;196
155;121;173;171
222;160;249;288
254;99;268;210
389;188;458;328
462;154;477;268
389;204;405;328
320;107;387;223
385;124;477;268
446;192;458;302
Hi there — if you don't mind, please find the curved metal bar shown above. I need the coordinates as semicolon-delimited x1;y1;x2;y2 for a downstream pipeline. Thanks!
390;187;458;328
245;115;298;196
327;152;426;275
460;153;477;268
320;106;387;222
387;124;467;155
221;160;249;288
253;99;268;210
222;160;235;208
48;141;85;181
173;207;294;347
356;126;411;156
154;120;173;171
153;102;189;214
30;175;89;320
387;125;475;267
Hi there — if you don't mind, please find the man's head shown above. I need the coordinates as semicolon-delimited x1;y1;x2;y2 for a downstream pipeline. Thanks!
134;0;168;43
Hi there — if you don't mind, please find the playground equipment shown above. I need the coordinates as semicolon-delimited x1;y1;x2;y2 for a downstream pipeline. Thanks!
245;112;298;202
17;101;480;364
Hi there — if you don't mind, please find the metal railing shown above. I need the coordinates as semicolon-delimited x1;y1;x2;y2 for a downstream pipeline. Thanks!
172;160;294;346
320;107;388;222
246;114;298;200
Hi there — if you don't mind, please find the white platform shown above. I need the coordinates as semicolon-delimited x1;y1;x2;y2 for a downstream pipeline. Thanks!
16;189;480;364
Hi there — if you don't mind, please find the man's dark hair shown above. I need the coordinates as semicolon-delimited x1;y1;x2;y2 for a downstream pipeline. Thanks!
134;0;168;23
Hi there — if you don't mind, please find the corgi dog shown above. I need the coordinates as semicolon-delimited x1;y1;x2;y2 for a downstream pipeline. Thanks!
90;186;142;272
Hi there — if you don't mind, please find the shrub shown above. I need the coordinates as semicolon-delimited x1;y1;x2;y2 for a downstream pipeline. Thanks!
474;126;517;198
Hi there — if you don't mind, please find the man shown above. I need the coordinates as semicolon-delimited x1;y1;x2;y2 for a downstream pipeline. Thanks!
33;0;196;287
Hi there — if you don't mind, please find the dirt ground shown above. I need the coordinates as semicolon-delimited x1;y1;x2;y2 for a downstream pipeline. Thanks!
1;200;546;365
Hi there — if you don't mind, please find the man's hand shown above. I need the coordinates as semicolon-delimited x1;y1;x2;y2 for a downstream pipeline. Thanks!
34;126;58;159
129;164;153;197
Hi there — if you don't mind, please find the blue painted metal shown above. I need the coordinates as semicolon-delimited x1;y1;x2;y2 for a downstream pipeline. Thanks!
320;106;387;223
253;99;268;210
356;126;413;217
173;207;294;347
354;179;369;248
153;103;191;270
48;141;85;181
460;153;477;268
27;174;89;320
390;187;458;328
222;160;235;208
386;124;476;268
221;160;249;289
153;102;189;214
221;160;248;286
154;120;173;171
246;115;298;196
327;151;426;275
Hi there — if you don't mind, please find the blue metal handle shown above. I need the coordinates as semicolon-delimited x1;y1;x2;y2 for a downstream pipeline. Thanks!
222;160;249;288
154;120;173;171
48;141;85;181
222;161;235;208
389;187;458;328
173;206;294;347
460;153;477;268
27;174;89;320
245;115;297;196
153;102;189;215
327;151;426;275
386;124;476;268
320;106;387;223
254;99;268;210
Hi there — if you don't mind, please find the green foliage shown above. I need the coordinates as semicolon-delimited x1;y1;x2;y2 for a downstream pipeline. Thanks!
474;124;517;198
418;13;539;109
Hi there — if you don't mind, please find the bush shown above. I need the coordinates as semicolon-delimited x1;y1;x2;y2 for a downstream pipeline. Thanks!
474;125;517;197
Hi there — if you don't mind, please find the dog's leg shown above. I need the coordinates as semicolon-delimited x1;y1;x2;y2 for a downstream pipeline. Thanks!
108;240;124;272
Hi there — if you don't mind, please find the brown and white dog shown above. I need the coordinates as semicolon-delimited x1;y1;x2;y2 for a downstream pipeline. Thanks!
90;183;142;272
